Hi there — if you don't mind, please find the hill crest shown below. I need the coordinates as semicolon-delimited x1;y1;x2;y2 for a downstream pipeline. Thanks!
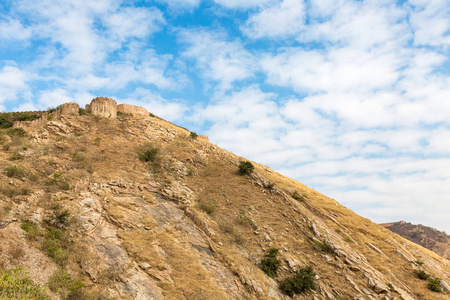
0;98;449;299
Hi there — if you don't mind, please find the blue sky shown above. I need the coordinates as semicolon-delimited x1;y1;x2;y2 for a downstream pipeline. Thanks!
1;0;449;233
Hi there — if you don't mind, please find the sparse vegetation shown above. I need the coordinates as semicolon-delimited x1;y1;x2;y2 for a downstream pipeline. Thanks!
238;161;254;176
78;108;88;115
44;228;69;266
427;277;442;292
47;172;71;191
292;190;307;201
260;248;281;278
50;204;71;228
0;112;41;129
197;199;216;215
5;165;25;178
48;269;85;299
21;221;41;240
189;132;198;139
416;270;430;280
0;267;49;299
313;240;334;253
279;266;317;296
220;221;245;245
6;128;27;137
136;142;160;162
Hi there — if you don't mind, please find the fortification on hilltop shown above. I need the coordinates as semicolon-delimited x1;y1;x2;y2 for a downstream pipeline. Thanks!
117;104;149;116
3;97;209;141
86;97;117;118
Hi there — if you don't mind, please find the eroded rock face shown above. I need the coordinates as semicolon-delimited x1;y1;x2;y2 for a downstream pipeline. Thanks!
86;97;117;118
117;104;149;116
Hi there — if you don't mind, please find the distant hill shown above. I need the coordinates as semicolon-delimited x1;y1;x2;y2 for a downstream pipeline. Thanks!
380;221;450;260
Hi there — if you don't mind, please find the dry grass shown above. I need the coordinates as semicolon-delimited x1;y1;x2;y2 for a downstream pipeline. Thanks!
121;230;229;300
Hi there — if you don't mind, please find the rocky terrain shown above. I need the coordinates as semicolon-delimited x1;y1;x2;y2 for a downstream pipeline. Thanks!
0;98;449;299
380;221;450;261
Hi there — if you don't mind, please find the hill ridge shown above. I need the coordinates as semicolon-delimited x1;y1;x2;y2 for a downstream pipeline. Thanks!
0;98;449;299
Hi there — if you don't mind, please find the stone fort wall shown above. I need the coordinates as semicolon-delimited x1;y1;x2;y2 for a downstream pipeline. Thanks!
86;97;117;118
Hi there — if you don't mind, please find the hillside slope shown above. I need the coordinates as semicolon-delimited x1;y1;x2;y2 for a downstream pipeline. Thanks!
380;221;450;261
0;102;449;300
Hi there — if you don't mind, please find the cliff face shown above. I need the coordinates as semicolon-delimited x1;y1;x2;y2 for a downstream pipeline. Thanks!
0;106;449;300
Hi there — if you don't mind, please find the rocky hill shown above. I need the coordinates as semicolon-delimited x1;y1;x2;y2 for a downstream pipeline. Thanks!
380;221;450;261
0;98;449;299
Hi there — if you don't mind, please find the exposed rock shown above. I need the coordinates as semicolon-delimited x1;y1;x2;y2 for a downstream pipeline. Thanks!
367;277;388;294
441;280;450;293
139;262;151;270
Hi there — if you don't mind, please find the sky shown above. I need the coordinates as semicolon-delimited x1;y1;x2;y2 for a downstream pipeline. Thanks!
1;0;449;233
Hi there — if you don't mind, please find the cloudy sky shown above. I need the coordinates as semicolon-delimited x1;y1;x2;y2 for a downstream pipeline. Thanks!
1;0;449;233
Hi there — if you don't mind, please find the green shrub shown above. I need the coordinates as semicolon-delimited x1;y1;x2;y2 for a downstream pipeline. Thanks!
6;128;27;137
0;267;49;299
21;221;40;239
46;246;67;265
0;115;14;128
44;228;69;265
78;108;88;115
292;190;307;201
415;260;424;266
51;204;71;227
0;112;40;129
279;266;317;296
5;165;25;178
189;132;198;139
149;113;155;117
260;248;281;278
428;277;442;292
137;143;160;162
238;161;254;176
416;270;430;280
48;270;85;299
197;199;216;214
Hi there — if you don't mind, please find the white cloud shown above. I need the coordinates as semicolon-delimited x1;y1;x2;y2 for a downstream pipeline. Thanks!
35;89;75;109
122;88;189;121
0;66;30;106
157;0;201;10
179;29;256;90
103;7;165;43
0;18;32;41
213;0;274;9
242;0;306;39
408;0;450;48
15;0;166;75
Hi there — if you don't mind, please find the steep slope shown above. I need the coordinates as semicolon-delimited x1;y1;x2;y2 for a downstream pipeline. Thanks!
0;102;449;300
380;221;450;261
